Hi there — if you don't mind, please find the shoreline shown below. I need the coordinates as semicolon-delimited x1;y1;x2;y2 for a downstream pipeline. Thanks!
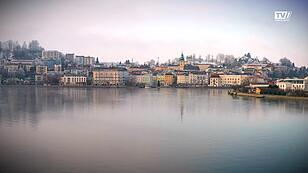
235;92;308;100
0;85;231;89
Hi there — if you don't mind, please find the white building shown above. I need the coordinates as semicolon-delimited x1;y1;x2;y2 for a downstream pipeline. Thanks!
188;72;208;86
60;75;87;86
83;56;95;66
42;50;61;60
276;78;308;91
75;56;94;66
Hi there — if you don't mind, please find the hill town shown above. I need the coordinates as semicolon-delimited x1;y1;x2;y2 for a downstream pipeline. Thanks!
1;40;308;96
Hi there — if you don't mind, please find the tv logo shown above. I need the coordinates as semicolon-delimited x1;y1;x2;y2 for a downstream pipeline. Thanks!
274;11;292;21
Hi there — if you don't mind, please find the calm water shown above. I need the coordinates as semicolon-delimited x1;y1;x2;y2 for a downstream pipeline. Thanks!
0;87;308;173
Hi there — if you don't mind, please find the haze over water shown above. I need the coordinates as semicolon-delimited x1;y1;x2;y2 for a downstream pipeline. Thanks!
0;87;308;173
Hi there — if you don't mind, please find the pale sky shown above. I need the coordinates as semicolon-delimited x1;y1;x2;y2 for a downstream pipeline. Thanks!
0;0;307;65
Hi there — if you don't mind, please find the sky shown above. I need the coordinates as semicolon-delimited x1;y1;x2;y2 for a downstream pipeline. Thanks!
0;0;307;65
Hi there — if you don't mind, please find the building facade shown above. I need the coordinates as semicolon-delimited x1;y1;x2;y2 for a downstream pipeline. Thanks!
276;78;308;91
93;68;128;86
220;75;249;86
188;72;208;86
42;50;61;60
177;73;189;85
164;73;175;86
209;75;222;87
36;65;48;74
60;75;87;86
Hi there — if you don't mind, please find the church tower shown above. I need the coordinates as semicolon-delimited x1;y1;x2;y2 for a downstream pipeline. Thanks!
179;52;186;70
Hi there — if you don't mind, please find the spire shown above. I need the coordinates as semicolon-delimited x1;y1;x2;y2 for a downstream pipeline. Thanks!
180;52;185;61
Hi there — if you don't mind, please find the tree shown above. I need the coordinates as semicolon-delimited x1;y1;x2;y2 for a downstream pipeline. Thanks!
279;57;293;67
22;41;27;50
16;68;25;79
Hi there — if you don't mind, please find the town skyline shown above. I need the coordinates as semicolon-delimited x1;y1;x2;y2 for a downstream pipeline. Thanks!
0;39;306;67
0;0;307;65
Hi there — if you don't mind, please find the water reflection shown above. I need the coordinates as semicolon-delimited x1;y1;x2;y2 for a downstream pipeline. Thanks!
0;87;308;173
1;87;307;127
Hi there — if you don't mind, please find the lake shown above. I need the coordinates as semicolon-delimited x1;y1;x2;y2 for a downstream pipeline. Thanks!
0;87;308;173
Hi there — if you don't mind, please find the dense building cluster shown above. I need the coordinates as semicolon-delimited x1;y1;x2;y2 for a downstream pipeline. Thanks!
1;40;308;91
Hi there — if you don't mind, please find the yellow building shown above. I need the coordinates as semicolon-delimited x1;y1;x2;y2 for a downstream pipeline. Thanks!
5;63;19;73
220;75;249;86
93;68;128;86
155;74;164;86
177;73;189;85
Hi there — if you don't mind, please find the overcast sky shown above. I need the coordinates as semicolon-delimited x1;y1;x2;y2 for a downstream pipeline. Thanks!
0;0;307;65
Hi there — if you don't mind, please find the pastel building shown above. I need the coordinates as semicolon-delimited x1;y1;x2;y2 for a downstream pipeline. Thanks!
93;68;128;86
188;72;208;86
220;75;249;86
209;74;222;87
177;72;189;85
164;73;175;86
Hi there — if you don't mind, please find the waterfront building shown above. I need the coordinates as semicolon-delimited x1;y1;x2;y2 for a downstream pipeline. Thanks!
156;73;165;86
209;74;222;87
35;74;46;84
130;72;155;86
220;74;249;86
177;72;189;85
5;63;19;74
60;75;87;86
164;73;175;86
276;77;308;91
93;68;128;86
188;72;208;86
141;73;154;86
4;60;34;74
